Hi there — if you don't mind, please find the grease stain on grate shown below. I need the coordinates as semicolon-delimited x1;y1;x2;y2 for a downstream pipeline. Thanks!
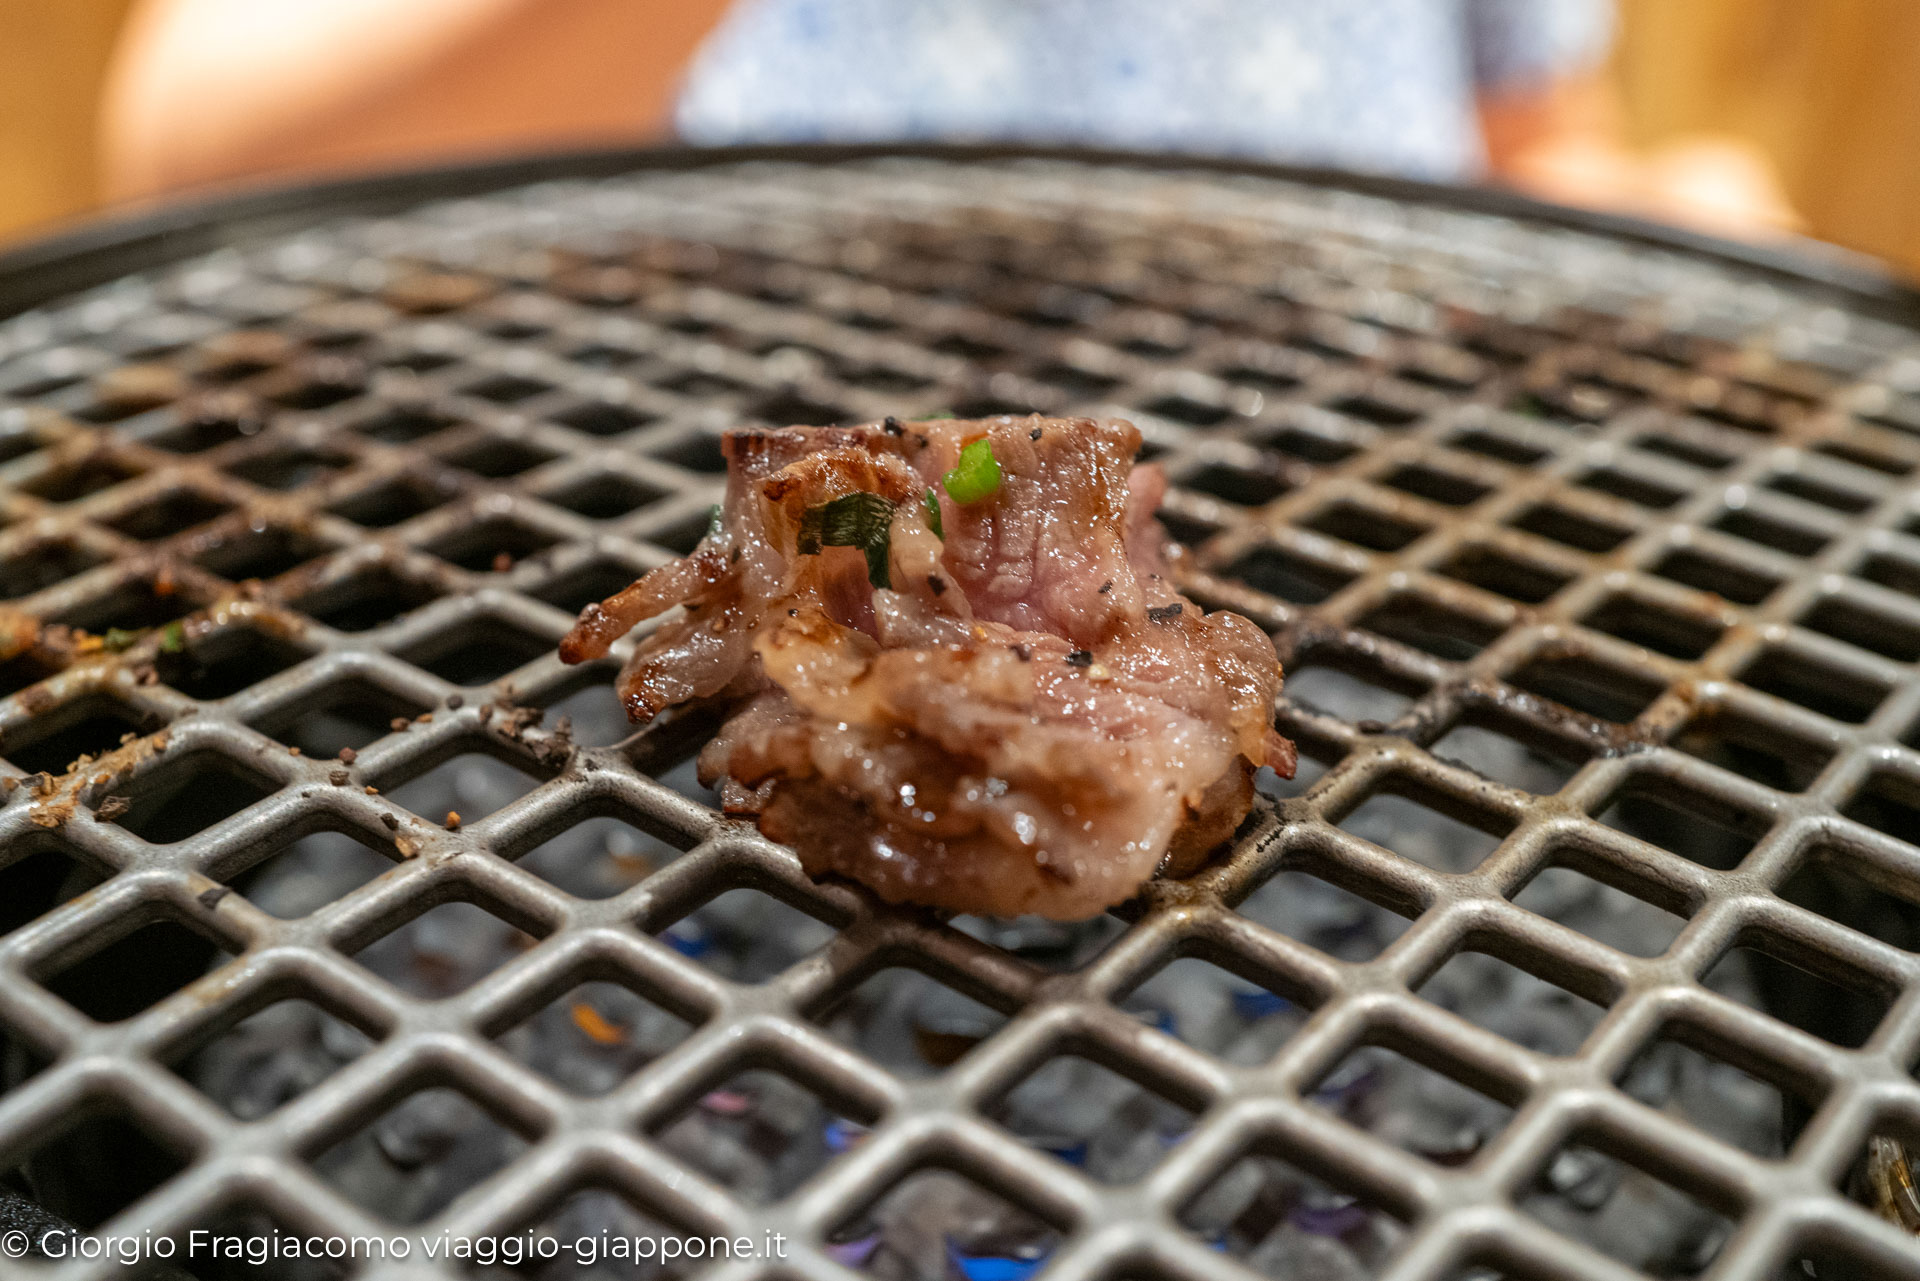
0;692;163;777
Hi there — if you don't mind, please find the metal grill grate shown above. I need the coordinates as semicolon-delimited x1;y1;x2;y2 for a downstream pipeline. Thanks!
2;151;1920;1280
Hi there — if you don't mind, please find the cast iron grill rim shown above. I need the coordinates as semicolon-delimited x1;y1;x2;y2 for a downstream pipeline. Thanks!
1;150;1920;1280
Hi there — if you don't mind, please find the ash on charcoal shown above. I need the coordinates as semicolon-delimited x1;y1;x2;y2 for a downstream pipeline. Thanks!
1238;869;1412;962
1519;1139;1732;1277
1181;1150;1404;1281
1512;865;1686;958
1430;722;1587;794
651;753;721;810
1618;1034;1795;1158
949;912;1126;972
387;751;542;823
832;1168;1059;1281
1339;788;1507;875
183;694;1779;1281
312;1086;530;1225
986;1054;1194;1183
1417;950;1607;1057
814;966;1009;1076
354;900;541;999
178;998;375;1120
232;830;395;918
1284;665;1414;724
657;888;836;984
540;678;634;747
516;815;678;899
495;980;694;1096
652;1067;858;1203
474;1186;689;1281
1307;1044;1511;1165
1122;958;1308;1067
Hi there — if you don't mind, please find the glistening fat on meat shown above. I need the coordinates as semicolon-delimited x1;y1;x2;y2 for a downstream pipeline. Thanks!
561;415;1293;920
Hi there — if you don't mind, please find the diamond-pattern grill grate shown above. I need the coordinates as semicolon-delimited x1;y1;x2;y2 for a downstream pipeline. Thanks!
0;152;1918;1279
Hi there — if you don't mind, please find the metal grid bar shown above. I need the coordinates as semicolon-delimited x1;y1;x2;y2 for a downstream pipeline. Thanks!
0;154;1914;1279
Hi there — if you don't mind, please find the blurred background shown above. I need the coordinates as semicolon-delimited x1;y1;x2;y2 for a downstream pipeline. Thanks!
3;0;1920;277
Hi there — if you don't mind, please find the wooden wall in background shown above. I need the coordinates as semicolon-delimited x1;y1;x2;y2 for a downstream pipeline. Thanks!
0;0;136;246
4;1;1920;279
1614;0;1920;277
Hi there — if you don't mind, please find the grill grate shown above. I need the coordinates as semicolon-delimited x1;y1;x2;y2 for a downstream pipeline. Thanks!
2;152;1920;1279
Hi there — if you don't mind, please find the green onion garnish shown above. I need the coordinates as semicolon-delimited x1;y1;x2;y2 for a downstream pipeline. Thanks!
923;487;944;539
796;491;897;589
706;503;723;537
942;437;1001;504
159;621;186;653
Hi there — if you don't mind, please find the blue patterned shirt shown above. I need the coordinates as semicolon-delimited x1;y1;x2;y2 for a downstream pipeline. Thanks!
676;0;1612;180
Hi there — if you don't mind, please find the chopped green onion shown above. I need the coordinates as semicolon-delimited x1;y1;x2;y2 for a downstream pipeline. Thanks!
797;491;897;589
102;627;142;653
706;503;723;537
942;437;1001;504
159;621;186;654
923;487;944;539
920;411;956;420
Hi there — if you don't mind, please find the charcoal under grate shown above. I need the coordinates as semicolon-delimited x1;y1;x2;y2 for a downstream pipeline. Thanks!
2;150;1920;1281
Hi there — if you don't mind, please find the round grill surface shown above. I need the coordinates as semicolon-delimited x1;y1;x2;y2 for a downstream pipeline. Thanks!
1;150;1920;1280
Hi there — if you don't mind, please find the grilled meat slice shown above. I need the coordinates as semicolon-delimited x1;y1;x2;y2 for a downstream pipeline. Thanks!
561;415;1293;919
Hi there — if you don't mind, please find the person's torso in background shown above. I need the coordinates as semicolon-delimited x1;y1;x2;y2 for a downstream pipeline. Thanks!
675;0;1610;181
